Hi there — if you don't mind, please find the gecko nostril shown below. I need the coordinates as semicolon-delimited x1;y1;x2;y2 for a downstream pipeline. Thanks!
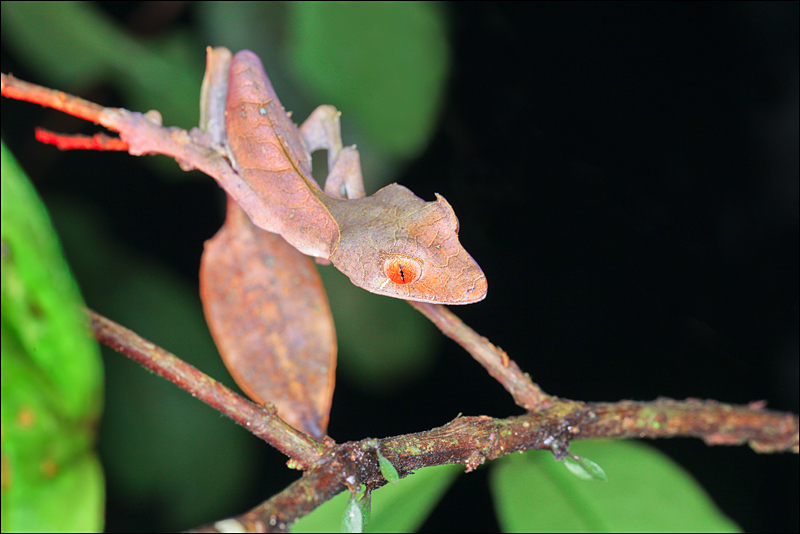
464;276;488;302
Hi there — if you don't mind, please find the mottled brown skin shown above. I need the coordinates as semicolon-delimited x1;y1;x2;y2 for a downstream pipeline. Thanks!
225;50;486;304
225;52;336;259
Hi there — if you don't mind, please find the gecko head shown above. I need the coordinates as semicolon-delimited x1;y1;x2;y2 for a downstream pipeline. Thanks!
328;184;487;304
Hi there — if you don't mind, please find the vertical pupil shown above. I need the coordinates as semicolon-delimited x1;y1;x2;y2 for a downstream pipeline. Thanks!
383;256;420;285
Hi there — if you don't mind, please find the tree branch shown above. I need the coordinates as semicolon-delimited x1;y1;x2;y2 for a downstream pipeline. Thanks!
88;309;326;469
88;309;798;532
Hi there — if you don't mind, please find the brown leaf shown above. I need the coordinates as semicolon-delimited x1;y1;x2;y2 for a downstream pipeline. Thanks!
200;196;336;439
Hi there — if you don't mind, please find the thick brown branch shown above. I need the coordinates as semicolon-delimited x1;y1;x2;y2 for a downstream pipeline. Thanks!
582;398;799;453
192;397;797;531
88;307;797;532
190;453;350;533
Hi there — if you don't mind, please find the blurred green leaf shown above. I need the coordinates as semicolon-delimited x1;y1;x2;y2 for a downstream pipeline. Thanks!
1;1;202;131
490;440;740;532
45;197;260;531
357;489;372;529
1;143;104;532
294;463;461;533
287;2;450;158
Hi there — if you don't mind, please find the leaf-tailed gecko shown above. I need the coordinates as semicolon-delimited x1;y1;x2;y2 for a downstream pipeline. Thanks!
224;50;487;304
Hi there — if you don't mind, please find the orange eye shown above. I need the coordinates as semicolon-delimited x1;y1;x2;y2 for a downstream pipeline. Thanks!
382;255;422;285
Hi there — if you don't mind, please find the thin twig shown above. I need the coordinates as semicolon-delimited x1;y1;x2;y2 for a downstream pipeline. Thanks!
87;307;798;533
88;309;326;468
410;302;553;411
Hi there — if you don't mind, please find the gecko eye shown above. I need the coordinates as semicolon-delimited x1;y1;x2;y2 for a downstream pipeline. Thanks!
382;254;422;285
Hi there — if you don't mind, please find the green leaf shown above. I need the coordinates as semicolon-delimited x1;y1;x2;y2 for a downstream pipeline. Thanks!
357;490;372;529
1;1;202;131
1;143;104;532
342;491;365;534
294;463;462;533
490;440;740;532
563;454;607;481
377;450;400;485
287;2;450;158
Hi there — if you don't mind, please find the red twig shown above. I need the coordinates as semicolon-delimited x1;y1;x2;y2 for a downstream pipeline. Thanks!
35;127;129;151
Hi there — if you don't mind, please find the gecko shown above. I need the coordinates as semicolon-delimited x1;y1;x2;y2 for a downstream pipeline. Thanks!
223;50;487;305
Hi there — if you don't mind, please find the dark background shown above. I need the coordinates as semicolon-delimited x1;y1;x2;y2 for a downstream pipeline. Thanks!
2;2;797;532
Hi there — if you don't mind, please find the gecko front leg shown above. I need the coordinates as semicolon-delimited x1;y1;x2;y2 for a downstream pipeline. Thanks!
299;105;366;201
